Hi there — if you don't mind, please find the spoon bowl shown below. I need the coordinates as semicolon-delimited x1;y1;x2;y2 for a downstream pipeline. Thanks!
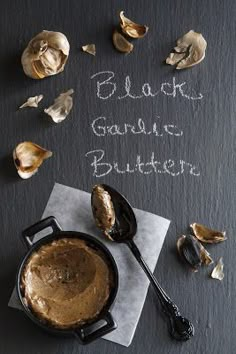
91;184;194;341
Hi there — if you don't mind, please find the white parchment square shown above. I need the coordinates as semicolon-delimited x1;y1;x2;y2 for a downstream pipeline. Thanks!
9;183;170;347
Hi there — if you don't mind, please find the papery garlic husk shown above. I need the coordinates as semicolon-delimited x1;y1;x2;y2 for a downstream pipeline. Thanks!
82;44;96;56
44;89;74;123
177;235;213;272
112;30;134;53
166;30;207;69
19;95;44;109
91;184;115;240
191;222;226;244
119;11;148;38
21;30;70;79
13;142;52;179
211;257;224;281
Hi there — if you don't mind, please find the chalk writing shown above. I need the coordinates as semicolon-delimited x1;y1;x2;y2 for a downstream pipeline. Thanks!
91;116;183;137
90;71;203;101
85;149;200;178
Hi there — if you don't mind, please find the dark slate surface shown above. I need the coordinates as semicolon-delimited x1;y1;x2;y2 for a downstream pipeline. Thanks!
0;0;235;353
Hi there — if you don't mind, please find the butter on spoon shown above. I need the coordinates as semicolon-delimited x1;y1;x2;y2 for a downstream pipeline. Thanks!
91;184;194;341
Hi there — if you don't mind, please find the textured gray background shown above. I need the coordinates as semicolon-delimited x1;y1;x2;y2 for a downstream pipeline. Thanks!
0;1;235;353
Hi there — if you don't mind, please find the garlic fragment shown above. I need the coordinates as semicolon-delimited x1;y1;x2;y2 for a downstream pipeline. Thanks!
166;30;207;69
13;142;52;179
211;258;224;281
112;30;133;53
119;11;148;38
21;30;70;79
191;223;226;244
82;44;96;56
19;95;44;109
44;89;74;123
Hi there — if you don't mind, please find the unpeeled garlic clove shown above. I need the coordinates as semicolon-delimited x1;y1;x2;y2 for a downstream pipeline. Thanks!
19;95;44;109
211;257;224;281
166;30;207;69
191;222;226;243
21;30;70;79
13;142;52;179
44;89;74;123
112;30;134;53
119;11;148;38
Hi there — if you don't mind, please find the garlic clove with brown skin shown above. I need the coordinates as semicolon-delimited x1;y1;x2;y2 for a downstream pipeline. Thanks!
119;11;149;38
21;30;70;79
13;142;52;179
112;30;134;53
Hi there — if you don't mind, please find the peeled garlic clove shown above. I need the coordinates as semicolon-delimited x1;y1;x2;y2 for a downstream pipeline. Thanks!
91;184;115;239
191;222;226;244
19;95;44;109
44;89;74;123
211;257;224;281
177;235;213;271
112;30;134;53
119;11;148;38
82;44;96;56
166;30;207;69
21;30;70;79
13;142;52;179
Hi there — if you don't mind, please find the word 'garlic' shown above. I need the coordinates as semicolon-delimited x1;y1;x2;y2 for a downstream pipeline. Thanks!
21;30;70;79
44;89;74;123
13;142;52;179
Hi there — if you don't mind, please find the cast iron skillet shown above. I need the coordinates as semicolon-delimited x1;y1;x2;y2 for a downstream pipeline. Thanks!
16;216;118;344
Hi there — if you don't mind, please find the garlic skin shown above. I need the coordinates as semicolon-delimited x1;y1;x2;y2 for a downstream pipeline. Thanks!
44;89;74;123
166;30;207;69
19;95;44;109
13;142;52;179
21;30;70;79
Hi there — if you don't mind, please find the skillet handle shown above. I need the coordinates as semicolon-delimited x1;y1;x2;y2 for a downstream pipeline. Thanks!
22;216;62;249
74;312;117;344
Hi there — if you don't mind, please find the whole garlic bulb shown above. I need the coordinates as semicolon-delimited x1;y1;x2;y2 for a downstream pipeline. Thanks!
21;30;70;79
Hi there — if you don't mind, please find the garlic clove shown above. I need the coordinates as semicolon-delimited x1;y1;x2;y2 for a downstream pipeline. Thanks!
211;257;224;281
82;44;96;56
119;11;148;38
191;222;226;243
13;142;52;179
166;30;207;69
21;30;70;79
177;234;213;272
19;95;44;109
112;30;134;53
44;89;74;123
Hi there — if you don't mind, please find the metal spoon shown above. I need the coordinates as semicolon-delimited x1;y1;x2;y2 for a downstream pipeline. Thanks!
91;184;194;341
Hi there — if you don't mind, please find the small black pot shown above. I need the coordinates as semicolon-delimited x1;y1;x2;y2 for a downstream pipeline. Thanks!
16;216;118;344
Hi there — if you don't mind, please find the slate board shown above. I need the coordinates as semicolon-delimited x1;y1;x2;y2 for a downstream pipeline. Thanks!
0;1;235;354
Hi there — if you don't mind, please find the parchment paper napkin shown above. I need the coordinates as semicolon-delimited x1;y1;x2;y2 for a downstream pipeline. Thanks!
8;183;170;347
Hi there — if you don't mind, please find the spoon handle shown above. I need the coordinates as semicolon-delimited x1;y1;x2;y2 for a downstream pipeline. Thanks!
126;240;194;341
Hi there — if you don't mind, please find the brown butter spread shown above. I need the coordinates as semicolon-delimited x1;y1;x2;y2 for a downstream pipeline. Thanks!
21;238;113;328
